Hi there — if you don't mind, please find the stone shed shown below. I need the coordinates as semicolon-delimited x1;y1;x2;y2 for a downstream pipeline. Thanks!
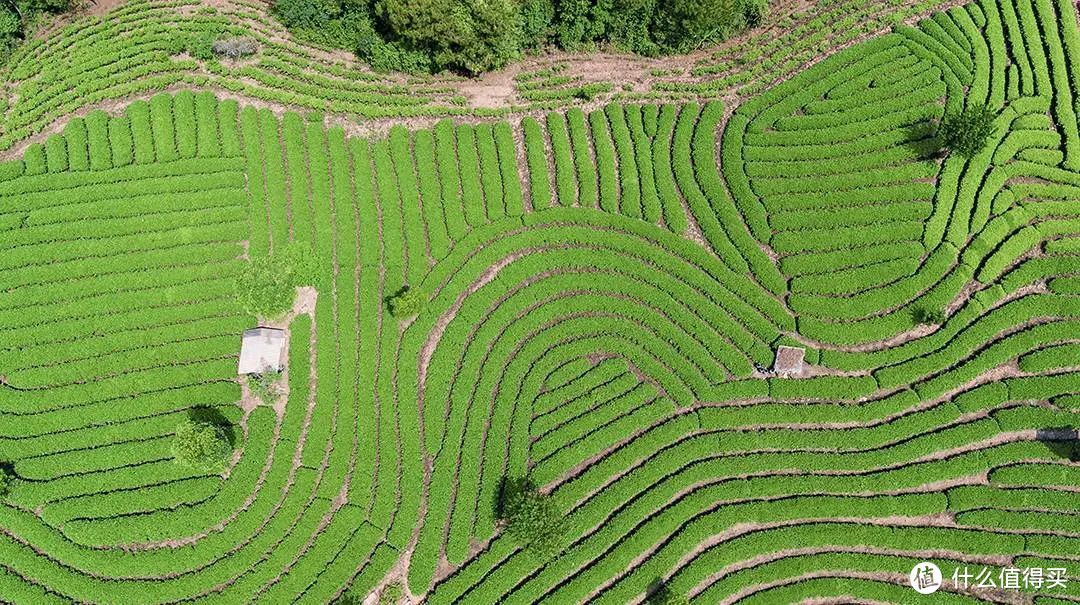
773;345;806;376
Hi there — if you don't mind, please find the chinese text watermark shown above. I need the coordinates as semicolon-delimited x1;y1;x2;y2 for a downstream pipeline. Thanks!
909;562;1069;595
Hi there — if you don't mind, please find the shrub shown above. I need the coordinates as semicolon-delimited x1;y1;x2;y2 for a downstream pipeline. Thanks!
363;37;435;74
272;0;337;30
0;6;20;39
247;370;283;405
938;107;997;157
387;286;425;318
187;30;218;60
380;582;404;604
743;0;768;27
235;256;295;318
331;588;364;605
912;306;946;326
331;590;361;605
171;419;232;471
499;477;564;558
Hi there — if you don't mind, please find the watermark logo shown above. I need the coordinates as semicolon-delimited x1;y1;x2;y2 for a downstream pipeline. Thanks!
908;563;1070;595
952;566;1069;590
910;562;942;594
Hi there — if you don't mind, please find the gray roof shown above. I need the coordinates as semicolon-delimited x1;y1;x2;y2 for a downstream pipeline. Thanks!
773;345;805;375
238;327;286;375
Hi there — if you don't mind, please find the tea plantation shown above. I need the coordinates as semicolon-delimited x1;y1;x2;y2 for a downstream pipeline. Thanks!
0;0;1077;602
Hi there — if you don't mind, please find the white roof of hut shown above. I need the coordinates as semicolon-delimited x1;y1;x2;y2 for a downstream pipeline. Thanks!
238;327;286;375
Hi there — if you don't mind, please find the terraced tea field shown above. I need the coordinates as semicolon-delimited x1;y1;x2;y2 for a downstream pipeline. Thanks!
0;0;1078;602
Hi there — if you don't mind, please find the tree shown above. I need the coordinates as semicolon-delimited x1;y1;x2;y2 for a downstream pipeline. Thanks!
651;0;766;52
553;0;607;50
374;0;521;74
272;0;339;30
519;0;555;49
0;6;19;39
272;0;772;74
938;106;997;158
234;243;313;319
387;286;425;318
171;418;232;471
499;477;564;558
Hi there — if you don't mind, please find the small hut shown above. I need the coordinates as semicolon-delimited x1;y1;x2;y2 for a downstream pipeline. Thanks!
773;345;805;376
238;327;286;375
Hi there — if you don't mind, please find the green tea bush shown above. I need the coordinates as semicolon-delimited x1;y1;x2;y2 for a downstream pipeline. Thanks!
379;582;404;604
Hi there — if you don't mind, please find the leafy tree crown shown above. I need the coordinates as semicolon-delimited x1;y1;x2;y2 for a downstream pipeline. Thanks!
171;419;232;471
939;106;997;158
388;287;426;318
499;477;565;558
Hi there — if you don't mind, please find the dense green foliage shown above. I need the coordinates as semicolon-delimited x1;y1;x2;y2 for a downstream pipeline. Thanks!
499;478;565;557
233;243;312;319
171;419;233;471
234;256;296;318
271;0;769;73
913;306;946;325
939;106;998;157
0;0;72;60
246;371;283;405
379;582;404;604
387;287;426;318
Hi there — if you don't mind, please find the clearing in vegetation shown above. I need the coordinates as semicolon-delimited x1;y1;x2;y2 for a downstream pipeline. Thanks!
0;0;1078;602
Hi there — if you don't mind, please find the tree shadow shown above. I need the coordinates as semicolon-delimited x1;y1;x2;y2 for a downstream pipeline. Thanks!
1036;426;1079;461
492;475;509;521
383;285;411;311
0;460;16;497
902;121;945;160
492;475;538;521
645;577;682;604
187;405;237;447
